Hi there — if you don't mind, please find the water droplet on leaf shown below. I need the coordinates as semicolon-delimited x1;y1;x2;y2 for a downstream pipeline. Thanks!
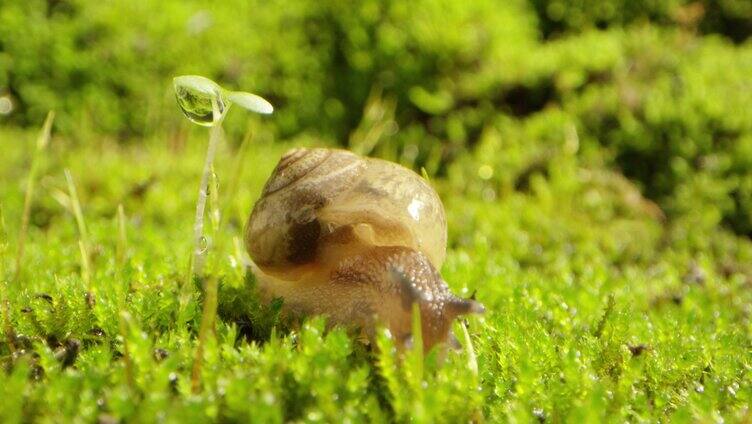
174;75;228;126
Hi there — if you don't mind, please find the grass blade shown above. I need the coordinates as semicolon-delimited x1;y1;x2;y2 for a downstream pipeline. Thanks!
189;102;224;392
190;100;223;277
118;311;135;390
64;169;92;290
0;203;7;276
78;240;91;289
209;165;220;235
15;111;54;280
116;204;128;266
191;274;219;393
0;204;15;352
113;205;135;390
220;123;254;232
459;321;478;377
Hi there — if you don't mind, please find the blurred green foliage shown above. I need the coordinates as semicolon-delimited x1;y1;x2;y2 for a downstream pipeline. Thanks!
2;0;752;236
0;0;536;141
530;0;752;41
569;29;752;235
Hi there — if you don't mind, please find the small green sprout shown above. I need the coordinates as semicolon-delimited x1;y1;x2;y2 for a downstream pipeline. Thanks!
174;75;272;126
174;75;272;393
173;75;273;276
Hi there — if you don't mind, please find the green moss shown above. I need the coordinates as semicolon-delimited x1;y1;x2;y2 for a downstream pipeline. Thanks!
0;126;749;421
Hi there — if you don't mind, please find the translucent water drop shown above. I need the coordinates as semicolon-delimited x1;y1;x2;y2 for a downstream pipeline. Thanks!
0;94;13;115
173;76;228;127
197;236;210;254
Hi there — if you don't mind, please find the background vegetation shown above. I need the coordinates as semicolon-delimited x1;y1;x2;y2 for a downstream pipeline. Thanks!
1;0;750;421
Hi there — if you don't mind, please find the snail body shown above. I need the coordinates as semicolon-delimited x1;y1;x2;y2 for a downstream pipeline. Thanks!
245;148;483;349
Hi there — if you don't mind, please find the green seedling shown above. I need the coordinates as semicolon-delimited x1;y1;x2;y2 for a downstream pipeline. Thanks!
173;75;272;393
173;75;272;277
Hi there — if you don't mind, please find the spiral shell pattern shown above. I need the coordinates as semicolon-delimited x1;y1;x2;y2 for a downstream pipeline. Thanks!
246;147;446;271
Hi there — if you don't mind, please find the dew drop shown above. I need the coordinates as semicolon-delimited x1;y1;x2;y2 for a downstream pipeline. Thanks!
198;236;210;254
0;94;13;115
174;75;228;127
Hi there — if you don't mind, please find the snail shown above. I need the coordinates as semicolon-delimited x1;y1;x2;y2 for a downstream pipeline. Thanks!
245;148;484;350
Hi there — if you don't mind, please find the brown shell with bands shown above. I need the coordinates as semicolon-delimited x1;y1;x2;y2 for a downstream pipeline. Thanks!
246;148;447;272
245;147;481;350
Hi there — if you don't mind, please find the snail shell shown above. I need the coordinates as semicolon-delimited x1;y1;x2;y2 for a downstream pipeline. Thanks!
245;148;483;349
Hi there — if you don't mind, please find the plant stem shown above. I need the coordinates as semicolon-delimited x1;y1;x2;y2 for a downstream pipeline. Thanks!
116;204;128;265
189;99;224;393
0;202;7;279
460;321;477;376
114;207;135;390
15;111;54;281
407;302;425;421
191;274;218;394
0;203;15;353
410;302;424;374
191;100;223;276
460;320;485;423
65;169;92;290
208;165;220;235
118;311;135;390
